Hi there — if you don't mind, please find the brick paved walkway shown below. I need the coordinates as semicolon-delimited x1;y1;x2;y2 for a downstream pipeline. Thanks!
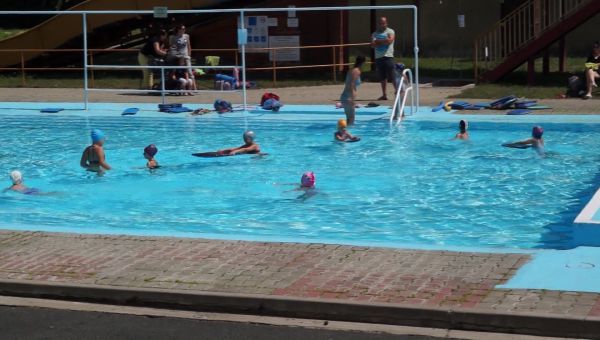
1;230;599;318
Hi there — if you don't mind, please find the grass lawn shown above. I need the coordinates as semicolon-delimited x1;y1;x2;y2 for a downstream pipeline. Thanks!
0;29;25;40
453;57;594;99
452;84;566;99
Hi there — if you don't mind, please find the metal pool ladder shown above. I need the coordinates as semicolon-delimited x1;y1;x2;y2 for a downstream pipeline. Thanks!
390;68;415;126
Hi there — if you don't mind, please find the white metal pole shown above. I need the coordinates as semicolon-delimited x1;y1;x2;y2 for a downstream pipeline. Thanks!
240;11;248;112
160;67;166;105
413;7;419;111
82;13;89;110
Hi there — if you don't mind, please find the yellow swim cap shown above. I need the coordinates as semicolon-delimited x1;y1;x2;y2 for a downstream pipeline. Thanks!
337;119;347;129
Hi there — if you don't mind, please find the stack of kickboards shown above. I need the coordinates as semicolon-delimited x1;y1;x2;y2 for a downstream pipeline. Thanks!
158;103;193;113
432;95;551;115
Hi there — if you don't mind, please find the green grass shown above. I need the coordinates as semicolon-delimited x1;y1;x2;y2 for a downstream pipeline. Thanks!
0;29;25;40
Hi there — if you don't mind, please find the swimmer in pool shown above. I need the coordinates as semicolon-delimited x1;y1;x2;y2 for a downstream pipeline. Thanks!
80;129;111;173
297;171;318;201
144;144;159;169
502;126;545;155
454;120;469;140
334;119;361;142
3;170;39;195
216;131;260;156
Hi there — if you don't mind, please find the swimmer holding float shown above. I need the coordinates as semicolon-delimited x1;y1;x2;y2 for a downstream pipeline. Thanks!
193;131;263;157
80;129;111;173
334;119;361;142
502;126;545;155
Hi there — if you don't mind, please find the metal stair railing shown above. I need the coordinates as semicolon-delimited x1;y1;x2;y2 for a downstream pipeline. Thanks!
474;0;592;80
389;68;414;126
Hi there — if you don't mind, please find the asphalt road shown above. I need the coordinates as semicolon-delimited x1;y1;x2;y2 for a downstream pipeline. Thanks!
0;305;448;340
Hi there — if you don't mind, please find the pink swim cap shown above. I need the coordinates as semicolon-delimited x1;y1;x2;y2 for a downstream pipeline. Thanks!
301;172;316;188
532;126;543;139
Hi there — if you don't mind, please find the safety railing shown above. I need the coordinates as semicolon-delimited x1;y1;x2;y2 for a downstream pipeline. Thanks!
390;68;415;125
473;0;592;80
0;5;420;111
88;64;240;104
0;43;370;88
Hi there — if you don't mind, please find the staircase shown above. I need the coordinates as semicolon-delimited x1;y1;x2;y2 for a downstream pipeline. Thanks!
474;0;600;83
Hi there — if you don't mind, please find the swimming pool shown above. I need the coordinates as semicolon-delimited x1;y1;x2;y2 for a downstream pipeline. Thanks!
1;111;599;250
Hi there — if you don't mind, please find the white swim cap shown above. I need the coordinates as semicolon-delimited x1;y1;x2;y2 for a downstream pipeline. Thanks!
10;170;22;184
243;130;255;141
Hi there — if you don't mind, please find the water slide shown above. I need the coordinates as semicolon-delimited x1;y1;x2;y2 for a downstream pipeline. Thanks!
0;0;229;67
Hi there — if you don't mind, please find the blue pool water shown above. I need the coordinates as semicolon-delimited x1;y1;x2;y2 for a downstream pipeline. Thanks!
1;112;600;250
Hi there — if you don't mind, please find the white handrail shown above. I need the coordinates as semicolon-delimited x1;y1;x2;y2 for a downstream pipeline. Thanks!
389;68;415;126
89;64;242;104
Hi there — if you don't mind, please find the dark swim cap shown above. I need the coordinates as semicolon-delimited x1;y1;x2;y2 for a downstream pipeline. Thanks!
532;126;543;139
144;144;158;157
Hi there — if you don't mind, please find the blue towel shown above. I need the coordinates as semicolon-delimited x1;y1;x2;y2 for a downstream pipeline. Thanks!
165;106;193;113
158;103;183;112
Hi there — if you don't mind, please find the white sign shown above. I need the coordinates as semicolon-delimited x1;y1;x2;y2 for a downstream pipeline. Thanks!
287;18;299;28
269;36;300;62
245;16;269;53
457;14;465;28
153;7;168;18
288;5;296;18
267;17;278;27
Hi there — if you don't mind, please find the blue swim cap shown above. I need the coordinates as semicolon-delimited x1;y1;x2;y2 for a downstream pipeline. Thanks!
91;129;105;143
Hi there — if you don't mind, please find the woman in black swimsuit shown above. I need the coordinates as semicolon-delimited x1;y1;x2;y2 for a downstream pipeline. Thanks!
80;129;111;173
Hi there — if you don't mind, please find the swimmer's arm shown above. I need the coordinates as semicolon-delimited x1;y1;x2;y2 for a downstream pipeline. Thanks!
350;69;359;99
230;144;259;155
153;41;167;56
503;138;534;148
96;147;111;170
79;149;89;169
511;138;535;146
334;132;345;141
372;32;394;46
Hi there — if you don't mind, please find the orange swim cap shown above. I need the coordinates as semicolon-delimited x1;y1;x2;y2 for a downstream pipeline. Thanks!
337;119;347;129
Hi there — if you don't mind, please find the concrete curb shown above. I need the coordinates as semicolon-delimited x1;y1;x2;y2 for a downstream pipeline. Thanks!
0;279;598;338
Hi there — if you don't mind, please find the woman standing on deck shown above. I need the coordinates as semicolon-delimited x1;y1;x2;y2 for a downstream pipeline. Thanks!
168;24;197;92
340;56;366;125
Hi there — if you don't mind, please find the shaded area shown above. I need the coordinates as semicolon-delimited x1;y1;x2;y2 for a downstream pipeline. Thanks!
0;305;445;340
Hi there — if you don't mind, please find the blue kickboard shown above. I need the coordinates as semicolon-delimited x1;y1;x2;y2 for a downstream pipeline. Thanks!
431;101;445;112
122;108;139;115
490;95;516;107
40;108;64;113
507;109;531;115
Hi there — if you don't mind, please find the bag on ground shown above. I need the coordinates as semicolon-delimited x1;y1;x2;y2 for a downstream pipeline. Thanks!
262;98;282;111
566;75;586;98
260;92;280;106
